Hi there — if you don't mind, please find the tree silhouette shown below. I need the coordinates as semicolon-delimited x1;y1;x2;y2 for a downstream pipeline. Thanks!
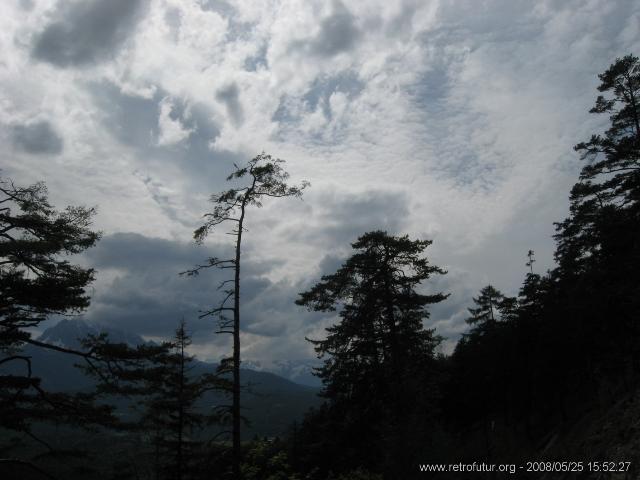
0;177;99;345
526;249;535;274
465;285;508;330
83;320;232;480
185;152;308;478
555;54;640;272
450;284;517;453
296;231;447;476
0;176;112;475
553;54;640;392
133;321;230;480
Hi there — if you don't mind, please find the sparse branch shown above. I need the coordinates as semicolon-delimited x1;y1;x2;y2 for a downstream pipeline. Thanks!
179;257;236;276
0;355;32;373
23;430;54;453
186;152;308;478
25;338;97;359
199;306;235;318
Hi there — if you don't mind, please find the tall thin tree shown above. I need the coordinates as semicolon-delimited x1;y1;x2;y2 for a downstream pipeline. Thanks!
185;152;308;478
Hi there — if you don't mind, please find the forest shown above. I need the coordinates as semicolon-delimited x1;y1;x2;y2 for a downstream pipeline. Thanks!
1;54;639;479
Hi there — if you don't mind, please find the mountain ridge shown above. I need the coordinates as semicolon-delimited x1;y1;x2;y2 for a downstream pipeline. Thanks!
9;319;322;436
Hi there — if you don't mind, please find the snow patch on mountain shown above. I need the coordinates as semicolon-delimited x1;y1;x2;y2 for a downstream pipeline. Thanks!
242;359;321;387
38;319;147;349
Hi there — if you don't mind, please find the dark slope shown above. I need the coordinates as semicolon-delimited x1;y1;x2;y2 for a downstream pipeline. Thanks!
5;320;321;437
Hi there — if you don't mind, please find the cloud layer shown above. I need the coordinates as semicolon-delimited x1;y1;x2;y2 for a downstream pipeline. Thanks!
32;0;147;67
1;0;639;362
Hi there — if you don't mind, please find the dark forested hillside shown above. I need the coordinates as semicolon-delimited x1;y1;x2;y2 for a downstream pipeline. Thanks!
289;54;640;479
4;319;320;435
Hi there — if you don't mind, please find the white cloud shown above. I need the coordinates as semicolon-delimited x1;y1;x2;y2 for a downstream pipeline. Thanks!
157;96;193;145
1;0;639;363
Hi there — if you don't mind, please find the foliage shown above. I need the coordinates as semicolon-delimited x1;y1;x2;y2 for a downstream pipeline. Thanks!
552;54;640;393
465;285;516;331
242;438;300;480
0;177;99;346
296;231;447;478
444;54;640;457
555;54;640;274
83;321;232;480
0;176;114;474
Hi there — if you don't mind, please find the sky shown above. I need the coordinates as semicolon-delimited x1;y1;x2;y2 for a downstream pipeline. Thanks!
1;0;639;369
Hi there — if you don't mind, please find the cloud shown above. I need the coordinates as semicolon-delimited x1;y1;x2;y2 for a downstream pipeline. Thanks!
216;83;244;127
2;0;639;365
80;229;335;365
289;189;411;249
87;232;214;271
18;0;34;11
31;0;147;67
84;232;236;337
83;232;318;362
199;0;236;18
10;121;63;155
89;81;160;149
157;97;194;146
305;1;361;57
87;79;244;193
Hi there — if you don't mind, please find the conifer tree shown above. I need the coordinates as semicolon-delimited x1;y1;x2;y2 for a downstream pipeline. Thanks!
185;152;308;478
141;321;231;480
0;176;114;475
85;321;232;480
450;284;517;440
465;285;516;334
296;231;447;477
553;54;640;389
555;54;640;271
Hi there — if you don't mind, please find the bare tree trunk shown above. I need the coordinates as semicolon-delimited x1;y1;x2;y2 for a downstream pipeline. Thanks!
154;428;160;480
188;155;307;478
232;201;246;479
177;330;185;480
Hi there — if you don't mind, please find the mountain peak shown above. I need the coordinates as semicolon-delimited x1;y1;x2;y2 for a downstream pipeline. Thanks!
38;319;146;349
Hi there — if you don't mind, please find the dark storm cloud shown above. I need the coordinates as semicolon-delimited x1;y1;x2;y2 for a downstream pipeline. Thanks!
216;83;244;127
84;233;219;335
10;121;63;155
84;233;304;340
87;232;222;271
90;81;160;148
291;189;410;249
32;0;147;67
